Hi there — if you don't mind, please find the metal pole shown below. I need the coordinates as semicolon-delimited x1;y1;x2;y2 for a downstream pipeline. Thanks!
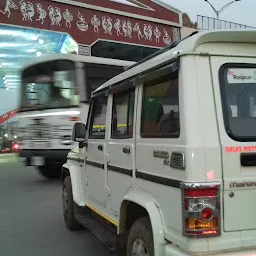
219;1;238;14
204;0;241;29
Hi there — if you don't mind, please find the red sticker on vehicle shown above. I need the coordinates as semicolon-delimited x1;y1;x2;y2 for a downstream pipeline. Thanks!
225;146;256;153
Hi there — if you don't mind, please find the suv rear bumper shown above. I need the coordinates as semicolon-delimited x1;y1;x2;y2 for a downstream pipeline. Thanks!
19;149;69;166
165;244;256;256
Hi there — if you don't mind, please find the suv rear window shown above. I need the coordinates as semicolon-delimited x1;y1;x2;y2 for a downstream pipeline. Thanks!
220;65;256;141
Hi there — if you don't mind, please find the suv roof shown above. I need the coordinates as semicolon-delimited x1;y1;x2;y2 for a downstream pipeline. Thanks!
92;29;256;97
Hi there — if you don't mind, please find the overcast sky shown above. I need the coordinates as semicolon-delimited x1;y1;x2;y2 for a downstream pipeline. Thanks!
163;0;255;27
0;90;18;116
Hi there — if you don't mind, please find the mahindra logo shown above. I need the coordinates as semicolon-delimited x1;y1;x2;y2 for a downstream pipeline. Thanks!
230;181;256;189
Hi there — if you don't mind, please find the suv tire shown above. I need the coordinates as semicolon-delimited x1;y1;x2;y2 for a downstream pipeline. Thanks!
127;217;154;256
62;176;84;230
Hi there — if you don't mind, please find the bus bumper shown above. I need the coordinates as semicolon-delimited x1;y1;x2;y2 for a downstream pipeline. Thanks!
19;149;70;166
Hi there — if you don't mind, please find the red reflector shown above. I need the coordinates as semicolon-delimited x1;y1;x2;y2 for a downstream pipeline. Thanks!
184;199;189;210
184;188;217;197
70;116;79;121
185;230;218;235
202;230;217;235
201;207;213;220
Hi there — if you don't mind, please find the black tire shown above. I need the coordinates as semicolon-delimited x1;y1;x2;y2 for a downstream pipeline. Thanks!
127;217;154;256
62;176;84;230
37;165;61;179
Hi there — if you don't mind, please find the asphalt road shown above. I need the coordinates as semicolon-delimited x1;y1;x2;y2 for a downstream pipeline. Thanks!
0;156;109;256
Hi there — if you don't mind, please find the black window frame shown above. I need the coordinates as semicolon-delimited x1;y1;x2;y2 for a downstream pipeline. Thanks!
88;95;108;139
111;88;135;139
219;62;256;142
91;40;159;62
84;63;125;100
140;65;180;139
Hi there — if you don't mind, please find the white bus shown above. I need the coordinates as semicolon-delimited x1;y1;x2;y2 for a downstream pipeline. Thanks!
17;54;135;178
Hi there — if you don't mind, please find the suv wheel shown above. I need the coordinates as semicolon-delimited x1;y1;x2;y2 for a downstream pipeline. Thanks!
62;176;84;230
127;217;154;256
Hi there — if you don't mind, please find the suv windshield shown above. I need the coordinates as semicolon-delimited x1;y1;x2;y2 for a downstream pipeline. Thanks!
20;60;79;111
220;65;256;140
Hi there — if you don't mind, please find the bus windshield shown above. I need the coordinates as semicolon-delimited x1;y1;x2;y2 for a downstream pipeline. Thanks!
20;60;79;111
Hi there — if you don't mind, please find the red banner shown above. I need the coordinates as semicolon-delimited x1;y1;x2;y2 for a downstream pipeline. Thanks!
0;109;17;125
0;0;180;48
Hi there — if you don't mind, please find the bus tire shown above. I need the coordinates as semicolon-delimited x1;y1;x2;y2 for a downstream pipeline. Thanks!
62;176;84;230
127;217;154;256
37;165;61;179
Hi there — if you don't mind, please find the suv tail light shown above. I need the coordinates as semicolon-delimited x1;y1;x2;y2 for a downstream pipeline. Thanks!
181;183;220;238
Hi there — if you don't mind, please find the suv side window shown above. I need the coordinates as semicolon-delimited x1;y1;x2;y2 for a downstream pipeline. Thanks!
111;89;135;138
89;95;108;139
141;77;180;138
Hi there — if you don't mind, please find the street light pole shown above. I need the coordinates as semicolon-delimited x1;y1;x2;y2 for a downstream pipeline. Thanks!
204;0;241;28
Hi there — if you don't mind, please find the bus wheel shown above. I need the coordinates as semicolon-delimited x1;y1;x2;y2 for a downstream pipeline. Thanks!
127;217;154;256
37;165;61;179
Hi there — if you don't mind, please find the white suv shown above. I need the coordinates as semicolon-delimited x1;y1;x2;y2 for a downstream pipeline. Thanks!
61;30;256;256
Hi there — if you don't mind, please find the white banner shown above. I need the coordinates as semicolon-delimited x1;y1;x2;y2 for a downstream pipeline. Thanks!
78;45;91;56
227;68;256;84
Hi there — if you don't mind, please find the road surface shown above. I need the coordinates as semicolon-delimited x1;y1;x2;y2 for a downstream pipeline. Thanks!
0;156;109;256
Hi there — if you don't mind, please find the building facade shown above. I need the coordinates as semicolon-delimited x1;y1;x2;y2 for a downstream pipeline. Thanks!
0;0;182;61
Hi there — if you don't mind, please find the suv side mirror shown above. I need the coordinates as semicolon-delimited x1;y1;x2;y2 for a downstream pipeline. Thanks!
72;122;86;142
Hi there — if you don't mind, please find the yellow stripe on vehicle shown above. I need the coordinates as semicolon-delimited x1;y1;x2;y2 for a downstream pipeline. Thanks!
93;124;126;129
85;203;118;227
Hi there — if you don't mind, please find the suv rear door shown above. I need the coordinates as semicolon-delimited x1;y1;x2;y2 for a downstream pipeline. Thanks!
211;56;256;232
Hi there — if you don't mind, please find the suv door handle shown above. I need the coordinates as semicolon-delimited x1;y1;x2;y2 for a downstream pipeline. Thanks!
123;146;130;154
98;145;103;151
